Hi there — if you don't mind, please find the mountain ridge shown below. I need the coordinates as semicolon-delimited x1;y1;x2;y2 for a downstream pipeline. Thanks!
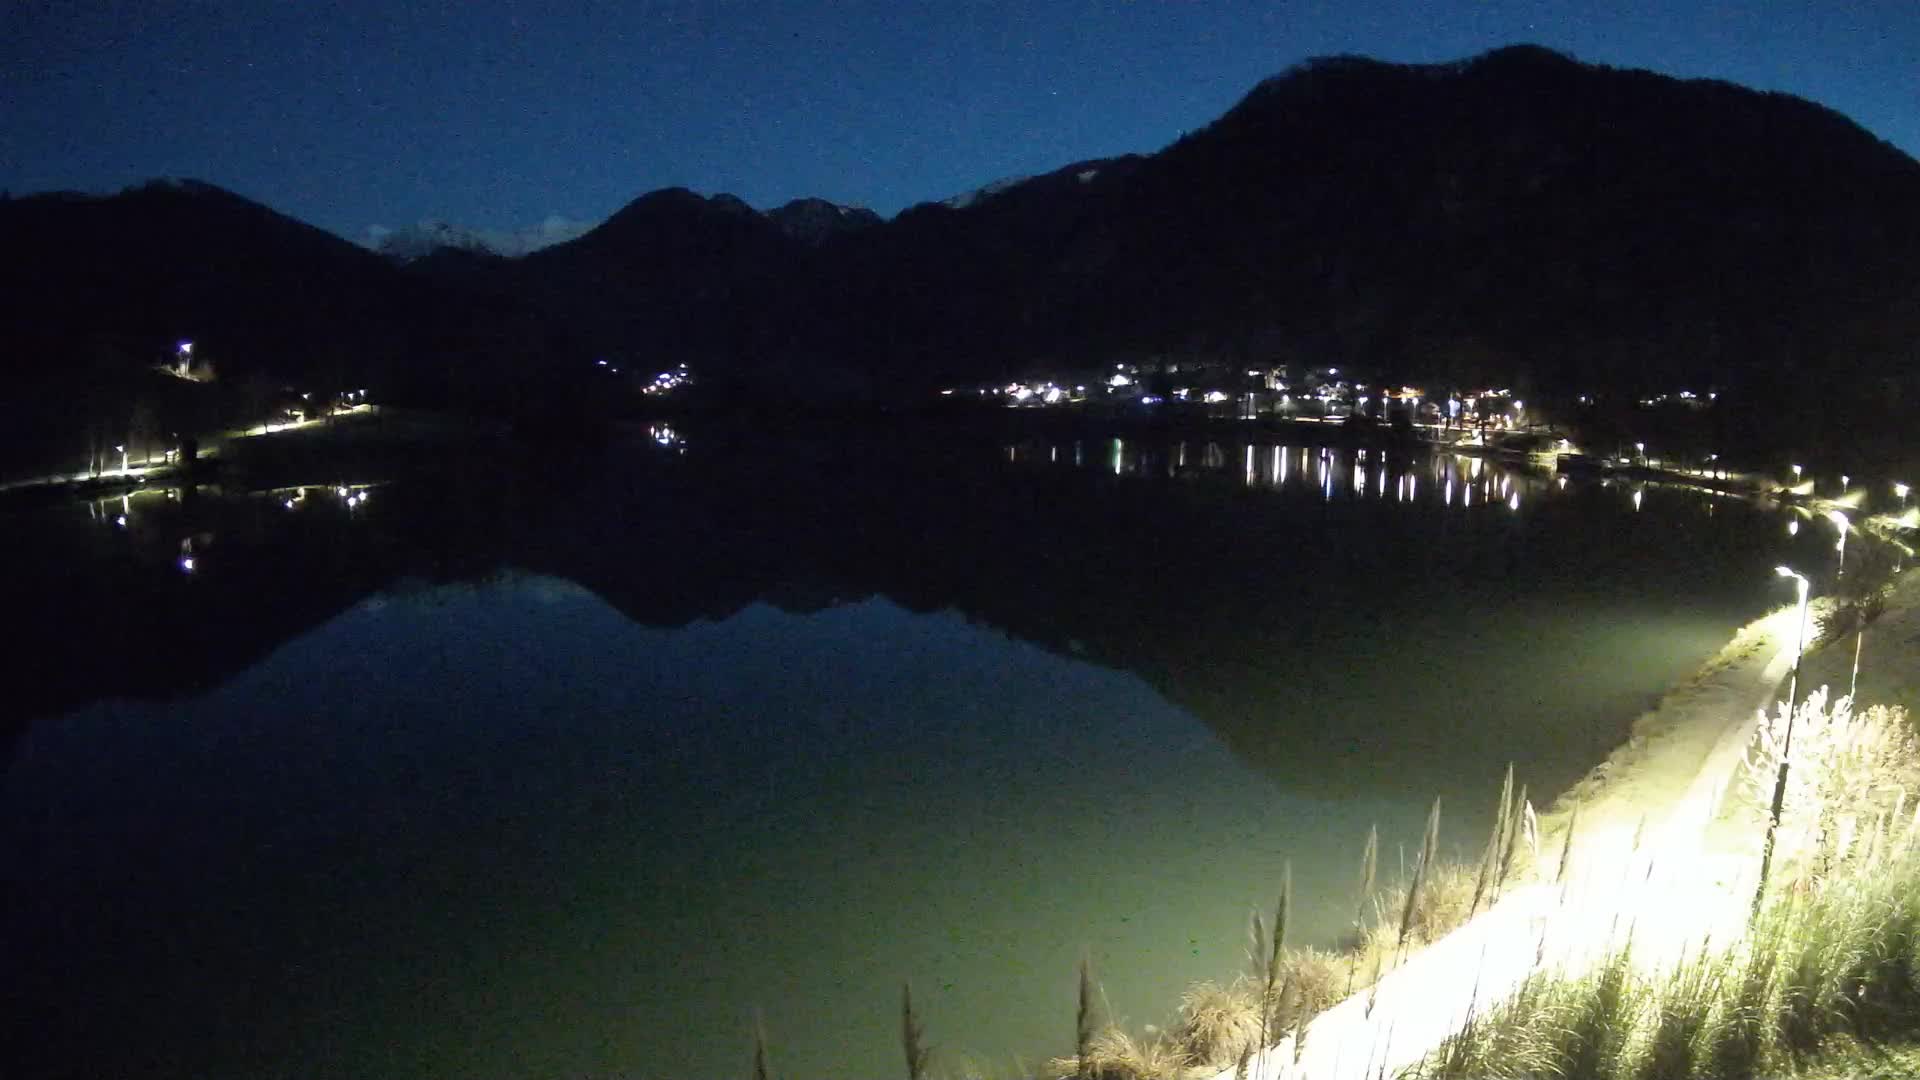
7;44;1920;466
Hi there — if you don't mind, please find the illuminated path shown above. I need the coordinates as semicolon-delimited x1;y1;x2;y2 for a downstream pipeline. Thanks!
1210;608;1798;1080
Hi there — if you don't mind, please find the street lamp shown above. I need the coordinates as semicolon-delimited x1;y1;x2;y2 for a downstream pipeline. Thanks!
116;444;127;474
1791;463;1803;483
1757;565;1813;916
1827;510;1850;578
1774;566;1812;710
1898;482;1910;510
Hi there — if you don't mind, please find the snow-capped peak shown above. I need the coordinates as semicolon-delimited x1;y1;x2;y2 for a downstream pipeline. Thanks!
941;174;1030;210
365;215;592;261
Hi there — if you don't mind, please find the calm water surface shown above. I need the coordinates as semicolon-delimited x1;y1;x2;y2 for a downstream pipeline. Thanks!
1;422;1832;1078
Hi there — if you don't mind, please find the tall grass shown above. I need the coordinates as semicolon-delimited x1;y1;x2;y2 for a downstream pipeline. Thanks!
751;1009;771;1080
1413;699;1920;1080
904;981;932;1080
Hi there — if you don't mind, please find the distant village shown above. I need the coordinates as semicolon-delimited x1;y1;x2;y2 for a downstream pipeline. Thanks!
944;359;1543;434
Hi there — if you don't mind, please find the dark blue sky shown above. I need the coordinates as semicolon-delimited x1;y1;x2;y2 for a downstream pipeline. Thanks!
6;1;1917;244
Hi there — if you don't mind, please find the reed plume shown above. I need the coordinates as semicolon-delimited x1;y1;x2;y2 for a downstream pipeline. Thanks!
901;982;930;1080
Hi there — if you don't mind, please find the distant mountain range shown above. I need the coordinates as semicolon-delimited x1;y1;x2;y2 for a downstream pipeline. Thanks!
366;196;882;262
366;216;593;261
6;44;1920;464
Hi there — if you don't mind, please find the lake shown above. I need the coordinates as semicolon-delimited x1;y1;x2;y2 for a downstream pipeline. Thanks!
0;418;1829;1078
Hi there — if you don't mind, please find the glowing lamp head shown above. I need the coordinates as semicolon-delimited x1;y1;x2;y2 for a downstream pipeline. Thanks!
1826;510;1850;533
1898;483;1911;499
180;556;196;573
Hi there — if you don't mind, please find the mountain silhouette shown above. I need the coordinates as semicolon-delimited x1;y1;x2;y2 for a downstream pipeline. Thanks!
7;47;1920;462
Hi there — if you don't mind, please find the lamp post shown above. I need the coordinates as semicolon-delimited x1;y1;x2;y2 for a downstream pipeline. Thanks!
1827;510;1850;580
1898;482;1911;511
1755;565;1812;919
116;444;127;475
1791;463;1803;486
1775;566;1811;709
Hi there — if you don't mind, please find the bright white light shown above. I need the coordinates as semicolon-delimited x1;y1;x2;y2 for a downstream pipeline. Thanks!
179;556;195;573
1826;510;1850;533
1633;489;1643;512
115;515;127;527
178;341;193;355
1509;491;1520;511
1788;519;1799;536
1897;482;1910;499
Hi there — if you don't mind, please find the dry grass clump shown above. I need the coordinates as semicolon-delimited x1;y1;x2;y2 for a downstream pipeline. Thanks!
1163;951;1346;1072
1366;859;1482;954
1045;1027;1193;1080
1276;946;1348;1024
1168;979;1261;1070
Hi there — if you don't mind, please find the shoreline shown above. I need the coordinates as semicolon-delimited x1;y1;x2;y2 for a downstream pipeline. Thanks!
1199;549;1920;1078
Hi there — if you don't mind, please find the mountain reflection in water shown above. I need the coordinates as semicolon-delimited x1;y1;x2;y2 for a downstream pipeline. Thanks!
2;418;1816;1078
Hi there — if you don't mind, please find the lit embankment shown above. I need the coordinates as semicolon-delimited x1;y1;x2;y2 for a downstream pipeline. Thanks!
1205;606;1801;1080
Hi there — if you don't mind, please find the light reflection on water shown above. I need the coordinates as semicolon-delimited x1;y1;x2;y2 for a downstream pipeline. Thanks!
999;434;1784;527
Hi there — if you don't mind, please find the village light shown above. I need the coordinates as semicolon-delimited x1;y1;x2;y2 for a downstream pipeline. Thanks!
1791;463;1803;481
1828;510;1850;575
1898;482;1911;509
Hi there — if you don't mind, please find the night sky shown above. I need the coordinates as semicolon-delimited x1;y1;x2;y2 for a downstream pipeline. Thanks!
6;1;1917;245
